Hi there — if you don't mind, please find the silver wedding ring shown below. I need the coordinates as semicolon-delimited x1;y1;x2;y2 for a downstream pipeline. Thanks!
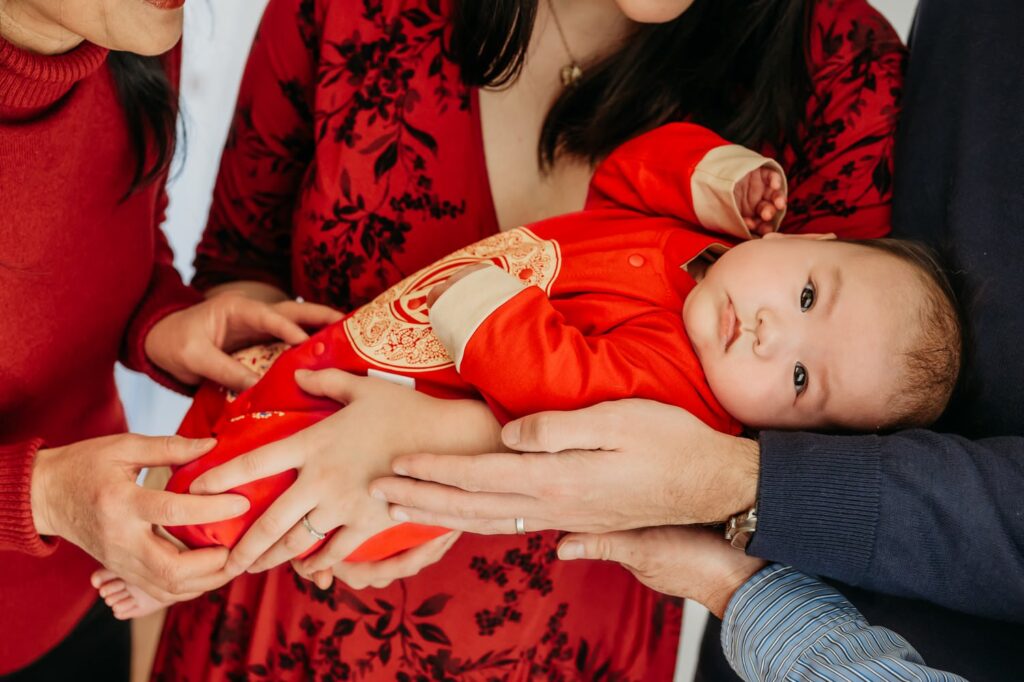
302;513;327;541
515;517;527;535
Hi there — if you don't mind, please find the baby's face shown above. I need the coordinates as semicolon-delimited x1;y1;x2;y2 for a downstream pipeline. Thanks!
683;235;920;431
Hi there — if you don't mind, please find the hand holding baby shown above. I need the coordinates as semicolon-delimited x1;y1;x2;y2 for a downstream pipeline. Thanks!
145;293;343;392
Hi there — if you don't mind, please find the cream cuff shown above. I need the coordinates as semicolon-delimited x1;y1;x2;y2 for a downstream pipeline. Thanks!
429;264;526;371
692;145;788;239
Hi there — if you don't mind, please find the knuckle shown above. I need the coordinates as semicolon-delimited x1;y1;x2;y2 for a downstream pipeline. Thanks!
528;414;555;447
158;497;181;526
242;454;265;479
256;514;287;539
154;563;181;594
283;531;309;553
95;487;122;519
594;537;617;562
160;435;178;456
451;502;478;520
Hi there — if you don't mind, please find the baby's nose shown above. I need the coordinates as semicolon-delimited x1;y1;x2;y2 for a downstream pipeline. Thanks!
754;310;782;355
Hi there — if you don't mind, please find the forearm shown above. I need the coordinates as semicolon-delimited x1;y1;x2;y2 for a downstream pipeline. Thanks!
723;564;966;682
410;396;505;458
205;280;291;303
750;429;1024;621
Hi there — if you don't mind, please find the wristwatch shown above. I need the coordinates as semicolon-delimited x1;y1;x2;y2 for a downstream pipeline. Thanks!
724;506;757;550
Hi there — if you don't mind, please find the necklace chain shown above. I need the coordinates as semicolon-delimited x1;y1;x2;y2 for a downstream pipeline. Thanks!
546;0;583;87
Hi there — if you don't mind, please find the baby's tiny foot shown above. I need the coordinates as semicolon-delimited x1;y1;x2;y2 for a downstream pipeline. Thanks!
90;568;170;620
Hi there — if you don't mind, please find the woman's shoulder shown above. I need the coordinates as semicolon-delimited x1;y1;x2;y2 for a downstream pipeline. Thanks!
806;0;906;76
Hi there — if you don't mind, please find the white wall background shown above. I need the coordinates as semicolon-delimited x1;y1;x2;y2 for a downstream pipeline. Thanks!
116;2;917;679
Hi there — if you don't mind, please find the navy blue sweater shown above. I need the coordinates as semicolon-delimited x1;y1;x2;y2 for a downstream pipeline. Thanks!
737;0;1024;678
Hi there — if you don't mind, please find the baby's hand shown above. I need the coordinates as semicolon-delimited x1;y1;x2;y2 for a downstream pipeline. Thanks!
735;165;787;236
426;262;492;308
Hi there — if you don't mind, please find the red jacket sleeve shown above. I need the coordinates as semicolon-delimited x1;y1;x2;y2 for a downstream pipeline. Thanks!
192;0;320;293
0;438;57;556
429;266;738;431
781;0;906;238
587;122;786;239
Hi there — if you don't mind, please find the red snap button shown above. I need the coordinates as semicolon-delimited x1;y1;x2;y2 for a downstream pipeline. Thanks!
628;254;645;267
313;342;326;356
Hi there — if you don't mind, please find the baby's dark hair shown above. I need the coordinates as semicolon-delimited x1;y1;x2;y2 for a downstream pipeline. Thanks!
849;238;963;429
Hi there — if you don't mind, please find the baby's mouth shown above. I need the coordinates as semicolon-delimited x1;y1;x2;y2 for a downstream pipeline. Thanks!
720;298;741;352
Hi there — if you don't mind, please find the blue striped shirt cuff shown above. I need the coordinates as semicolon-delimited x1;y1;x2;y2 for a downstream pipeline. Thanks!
722;564;967;681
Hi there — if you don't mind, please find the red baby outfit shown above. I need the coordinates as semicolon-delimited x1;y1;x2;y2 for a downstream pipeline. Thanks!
155;0;903;679
166;122;758;558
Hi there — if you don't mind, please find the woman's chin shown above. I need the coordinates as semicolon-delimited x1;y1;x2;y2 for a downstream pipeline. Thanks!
104;23;183;56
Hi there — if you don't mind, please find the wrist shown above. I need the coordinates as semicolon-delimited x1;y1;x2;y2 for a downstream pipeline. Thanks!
205;281;290;303
29;447;60;537
142;308;181;372
720;434;759;520
703;556;768;619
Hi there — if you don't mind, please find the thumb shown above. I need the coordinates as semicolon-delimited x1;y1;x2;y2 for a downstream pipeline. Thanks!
294;368;366;404
133;435;217;467
557;531;643;569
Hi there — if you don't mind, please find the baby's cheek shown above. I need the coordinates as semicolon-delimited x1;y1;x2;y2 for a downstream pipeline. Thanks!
705;361;778;427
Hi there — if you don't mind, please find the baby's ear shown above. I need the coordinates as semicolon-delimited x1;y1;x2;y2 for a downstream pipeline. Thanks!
762;231;837;242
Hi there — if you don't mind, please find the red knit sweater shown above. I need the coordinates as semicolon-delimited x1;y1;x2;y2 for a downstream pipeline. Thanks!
0;36;199;673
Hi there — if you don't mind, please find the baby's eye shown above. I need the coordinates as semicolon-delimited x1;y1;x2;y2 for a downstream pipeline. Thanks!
794;362;809;396
800;282;816;312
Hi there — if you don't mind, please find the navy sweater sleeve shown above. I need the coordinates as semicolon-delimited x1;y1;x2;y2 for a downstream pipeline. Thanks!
750;430;1024;622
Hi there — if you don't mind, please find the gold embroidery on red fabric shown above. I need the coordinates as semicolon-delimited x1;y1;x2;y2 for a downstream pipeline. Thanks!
224;343;291;402
343;227;561;372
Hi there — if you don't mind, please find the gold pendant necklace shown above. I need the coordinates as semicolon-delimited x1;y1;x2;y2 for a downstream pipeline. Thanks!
547;0;583;87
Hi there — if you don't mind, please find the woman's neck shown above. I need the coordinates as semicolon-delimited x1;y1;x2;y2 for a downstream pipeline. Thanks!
0;2;85;55
544;0;634;67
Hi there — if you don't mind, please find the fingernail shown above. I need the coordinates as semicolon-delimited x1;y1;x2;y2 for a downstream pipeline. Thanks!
502;421;521;447
370;488;386;501
194;438;217;451
558;541;584;560
295;369;311;379
392;464;408;477
229;497;250;514
391;508;409;522
190;479;208;494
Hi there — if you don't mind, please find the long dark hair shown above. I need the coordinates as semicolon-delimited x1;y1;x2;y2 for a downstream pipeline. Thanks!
448;0;812;167
107;52;179;195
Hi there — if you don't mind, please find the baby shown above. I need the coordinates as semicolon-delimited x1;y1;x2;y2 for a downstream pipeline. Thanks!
95;123;962;616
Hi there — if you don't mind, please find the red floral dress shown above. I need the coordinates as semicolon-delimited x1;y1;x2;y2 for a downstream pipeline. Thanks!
153;1;905;680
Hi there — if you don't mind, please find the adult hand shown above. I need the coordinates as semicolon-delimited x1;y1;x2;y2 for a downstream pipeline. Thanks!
189;370;502;576
371;399;759;535
558;526;766;619
30;434;250;602
297;531;462;591
145;292;342;392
